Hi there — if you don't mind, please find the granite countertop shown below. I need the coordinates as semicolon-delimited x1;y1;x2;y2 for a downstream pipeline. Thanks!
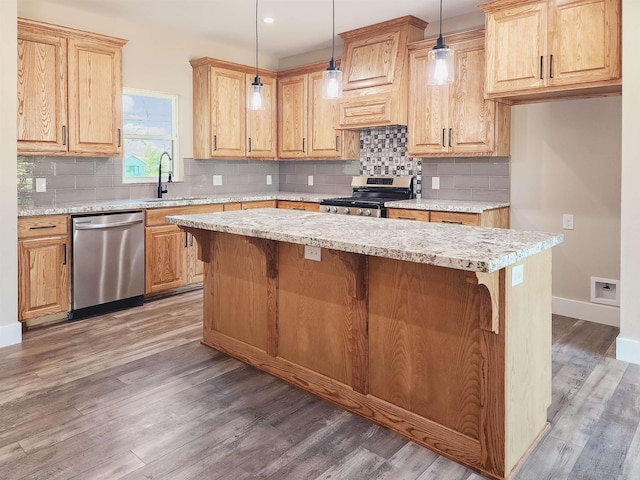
17;192;336;217
386;198;510;213
167;208;561;273
18;192;512;217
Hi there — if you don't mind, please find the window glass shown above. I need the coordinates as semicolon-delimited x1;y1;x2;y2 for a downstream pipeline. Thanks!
122;90;179;183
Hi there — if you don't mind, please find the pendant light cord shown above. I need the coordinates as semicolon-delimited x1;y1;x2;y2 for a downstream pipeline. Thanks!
331;0;335;62
439;0;443;38
255;0;259;80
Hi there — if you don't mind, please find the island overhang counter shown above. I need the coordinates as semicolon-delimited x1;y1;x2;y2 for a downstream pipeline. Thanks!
167;208;563;480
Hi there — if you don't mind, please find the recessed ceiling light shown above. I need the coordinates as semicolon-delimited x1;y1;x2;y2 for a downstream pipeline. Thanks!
263;17;274;24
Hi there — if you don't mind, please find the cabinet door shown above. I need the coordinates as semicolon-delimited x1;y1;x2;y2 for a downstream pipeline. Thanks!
187;233;205;284
450;40;495;155
17;29;67;154
407;48;449;156
18;236;69;320
485;2;548;94
278;74;308;158
246;74;276;159
67;38;123;156
547;0;620;86
307;71;341;158
211;67;246;157
145;225;188;293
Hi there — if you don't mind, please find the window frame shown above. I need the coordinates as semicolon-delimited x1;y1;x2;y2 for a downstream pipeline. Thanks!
121;88;181;184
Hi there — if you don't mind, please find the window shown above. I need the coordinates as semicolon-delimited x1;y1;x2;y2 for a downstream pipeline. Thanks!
122;89;180;183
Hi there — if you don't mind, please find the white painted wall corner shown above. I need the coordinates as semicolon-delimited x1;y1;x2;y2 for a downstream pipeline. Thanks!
0;322;22;349
552;296;620;327
616;336;640;365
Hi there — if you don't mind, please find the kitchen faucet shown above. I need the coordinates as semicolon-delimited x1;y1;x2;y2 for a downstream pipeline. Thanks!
157;151;173;198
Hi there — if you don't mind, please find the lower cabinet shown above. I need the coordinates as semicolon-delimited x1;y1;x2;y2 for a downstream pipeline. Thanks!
387;208;431;222
18;215;70;321
387;207;510;228
224;200;278;211
277;200;320;212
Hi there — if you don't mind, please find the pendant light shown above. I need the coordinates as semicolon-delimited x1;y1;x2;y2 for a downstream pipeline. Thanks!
322;0;343;99
248;0;264;110
427;0;455;85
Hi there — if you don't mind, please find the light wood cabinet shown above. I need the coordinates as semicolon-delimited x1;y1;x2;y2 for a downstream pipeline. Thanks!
17;18;126;156
145;204;224;293
387;207;510;228
277;64;359;160
277;201;320;212
224;200;277;211
338;16;427;128
481;0;621;102
191;58;277;159
18;215;69;321
408;29;510;157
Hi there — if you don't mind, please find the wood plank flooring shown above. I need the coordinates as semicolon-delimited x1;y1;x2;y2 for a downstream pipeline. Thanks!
0;289;637;479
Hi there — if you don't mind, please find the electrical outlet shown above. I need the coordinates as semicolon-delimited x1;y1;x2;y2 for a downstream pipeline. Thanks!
35;178;47;193
431;177;440;190
308;175;314;186
562;214;574;230
304;245;321;261
266;174;272;185
512;264;524;286
213;175;222;186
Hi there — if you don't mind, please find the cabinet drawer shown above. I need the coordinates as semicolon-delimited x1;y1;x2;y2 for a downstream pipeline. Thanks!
277;201;319;212
430;211;480;226
387;209;430;222
339;97;393;128
146;204;224;226
241;200;277;210
18;215;68;238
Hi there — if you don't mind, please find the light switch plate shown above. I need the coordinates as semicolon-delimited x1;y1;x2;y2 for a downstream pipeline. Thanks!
432;177;440;190
35;178;47;193
304;245;321;262
562;214;574;230
512;264;524;286
213;175;222;186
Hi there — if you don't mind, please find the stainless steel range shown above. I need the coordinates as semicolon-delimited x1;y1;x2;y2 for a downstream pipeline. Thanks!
320;176;414;218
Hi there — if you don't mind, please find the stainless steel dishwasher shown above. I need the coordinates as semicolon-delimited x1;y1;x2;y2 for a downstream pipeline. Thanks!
70;211;145;319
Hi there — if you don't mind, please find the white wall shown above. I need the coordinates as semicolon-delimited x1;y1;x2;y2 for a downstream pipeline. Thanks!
0;0;20;348
618;0;640;363
18;0;277;161
511;97;622;326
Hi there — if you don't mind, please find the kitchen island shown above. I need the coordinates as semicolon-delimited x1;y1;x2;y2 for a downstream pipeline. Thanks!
167;208;562;480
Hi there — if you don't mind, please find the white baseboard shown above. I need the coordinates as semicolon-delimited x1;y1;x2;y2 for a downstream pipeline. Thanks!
552;296;620;327
0;322;22;349
616;336;640;365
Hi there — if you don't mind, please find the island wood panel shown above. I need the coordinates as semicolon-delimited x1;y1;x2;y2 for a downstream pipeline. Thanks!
368;257;483;440
480;207;511;229
278;243;354;385
211;232;268;351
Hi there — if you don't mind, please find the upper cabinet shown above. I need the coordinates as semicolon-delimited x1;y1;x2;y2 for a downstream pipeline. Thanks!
480;0;621;102
408;29;510;157
277;63;359;160
191;58;277;160
338;16;427;129
17;18;127;157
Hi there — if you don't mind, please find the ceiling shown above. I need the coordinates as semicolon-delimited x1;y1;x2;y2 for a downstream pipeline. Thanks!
46;0;483;59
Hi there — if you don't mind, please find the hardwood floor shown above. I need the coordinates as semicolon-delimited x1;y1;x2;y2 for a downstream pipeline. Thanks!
0;289;636;480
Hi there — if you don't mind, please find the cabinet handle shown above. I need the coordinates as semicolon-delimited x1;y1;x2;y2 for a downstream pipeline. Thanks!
29;225;56;230
184;232;188;248
549;54;554;79
540;56;544;80
441;220;463;225
63;243;67;265
302;138;306;153
397;216;417;221
292;207;305;211
190;233;194;247
448;128;452;148
248;137;252;153
442;128;446;148
117;128;121;147
213;134;218;151
335;135;339;152
62;125;67;146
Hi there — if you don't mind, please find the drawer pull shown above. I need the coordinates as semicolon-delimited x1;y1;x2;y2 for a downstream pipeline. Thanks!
397;216;417;221
335;135;339;152
62;125;67;146
184;232;188;248
292;207;305;211
440;220;463;225
29;225;57;230
63;243;67;265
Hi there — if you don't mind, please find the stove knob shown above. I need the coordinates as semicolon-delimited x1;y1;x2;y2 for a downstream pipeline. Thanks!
332;207;338;213
344;208;350;214
325;206;331;212
357;209;363;215
365;209;372;216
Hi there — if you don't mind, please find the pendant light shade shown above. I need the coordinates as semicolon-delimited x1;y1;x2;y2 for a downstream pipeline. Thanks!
322;0;343;99
427;0;455;86
248;0;264;110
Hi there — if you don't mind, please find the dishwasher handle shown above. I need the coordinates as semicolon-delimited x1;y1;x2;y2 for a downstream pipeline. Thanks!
74;219;143;230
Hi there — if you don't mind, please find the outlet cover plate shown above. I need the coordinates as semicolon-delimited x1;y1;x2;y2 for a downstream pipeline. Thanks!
307;175;314;186
432;177;440;190
35;178;47;193
304;245;321;262
266;174;272;185
213;175;222;186
512;264;524;286
562;214;574;230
